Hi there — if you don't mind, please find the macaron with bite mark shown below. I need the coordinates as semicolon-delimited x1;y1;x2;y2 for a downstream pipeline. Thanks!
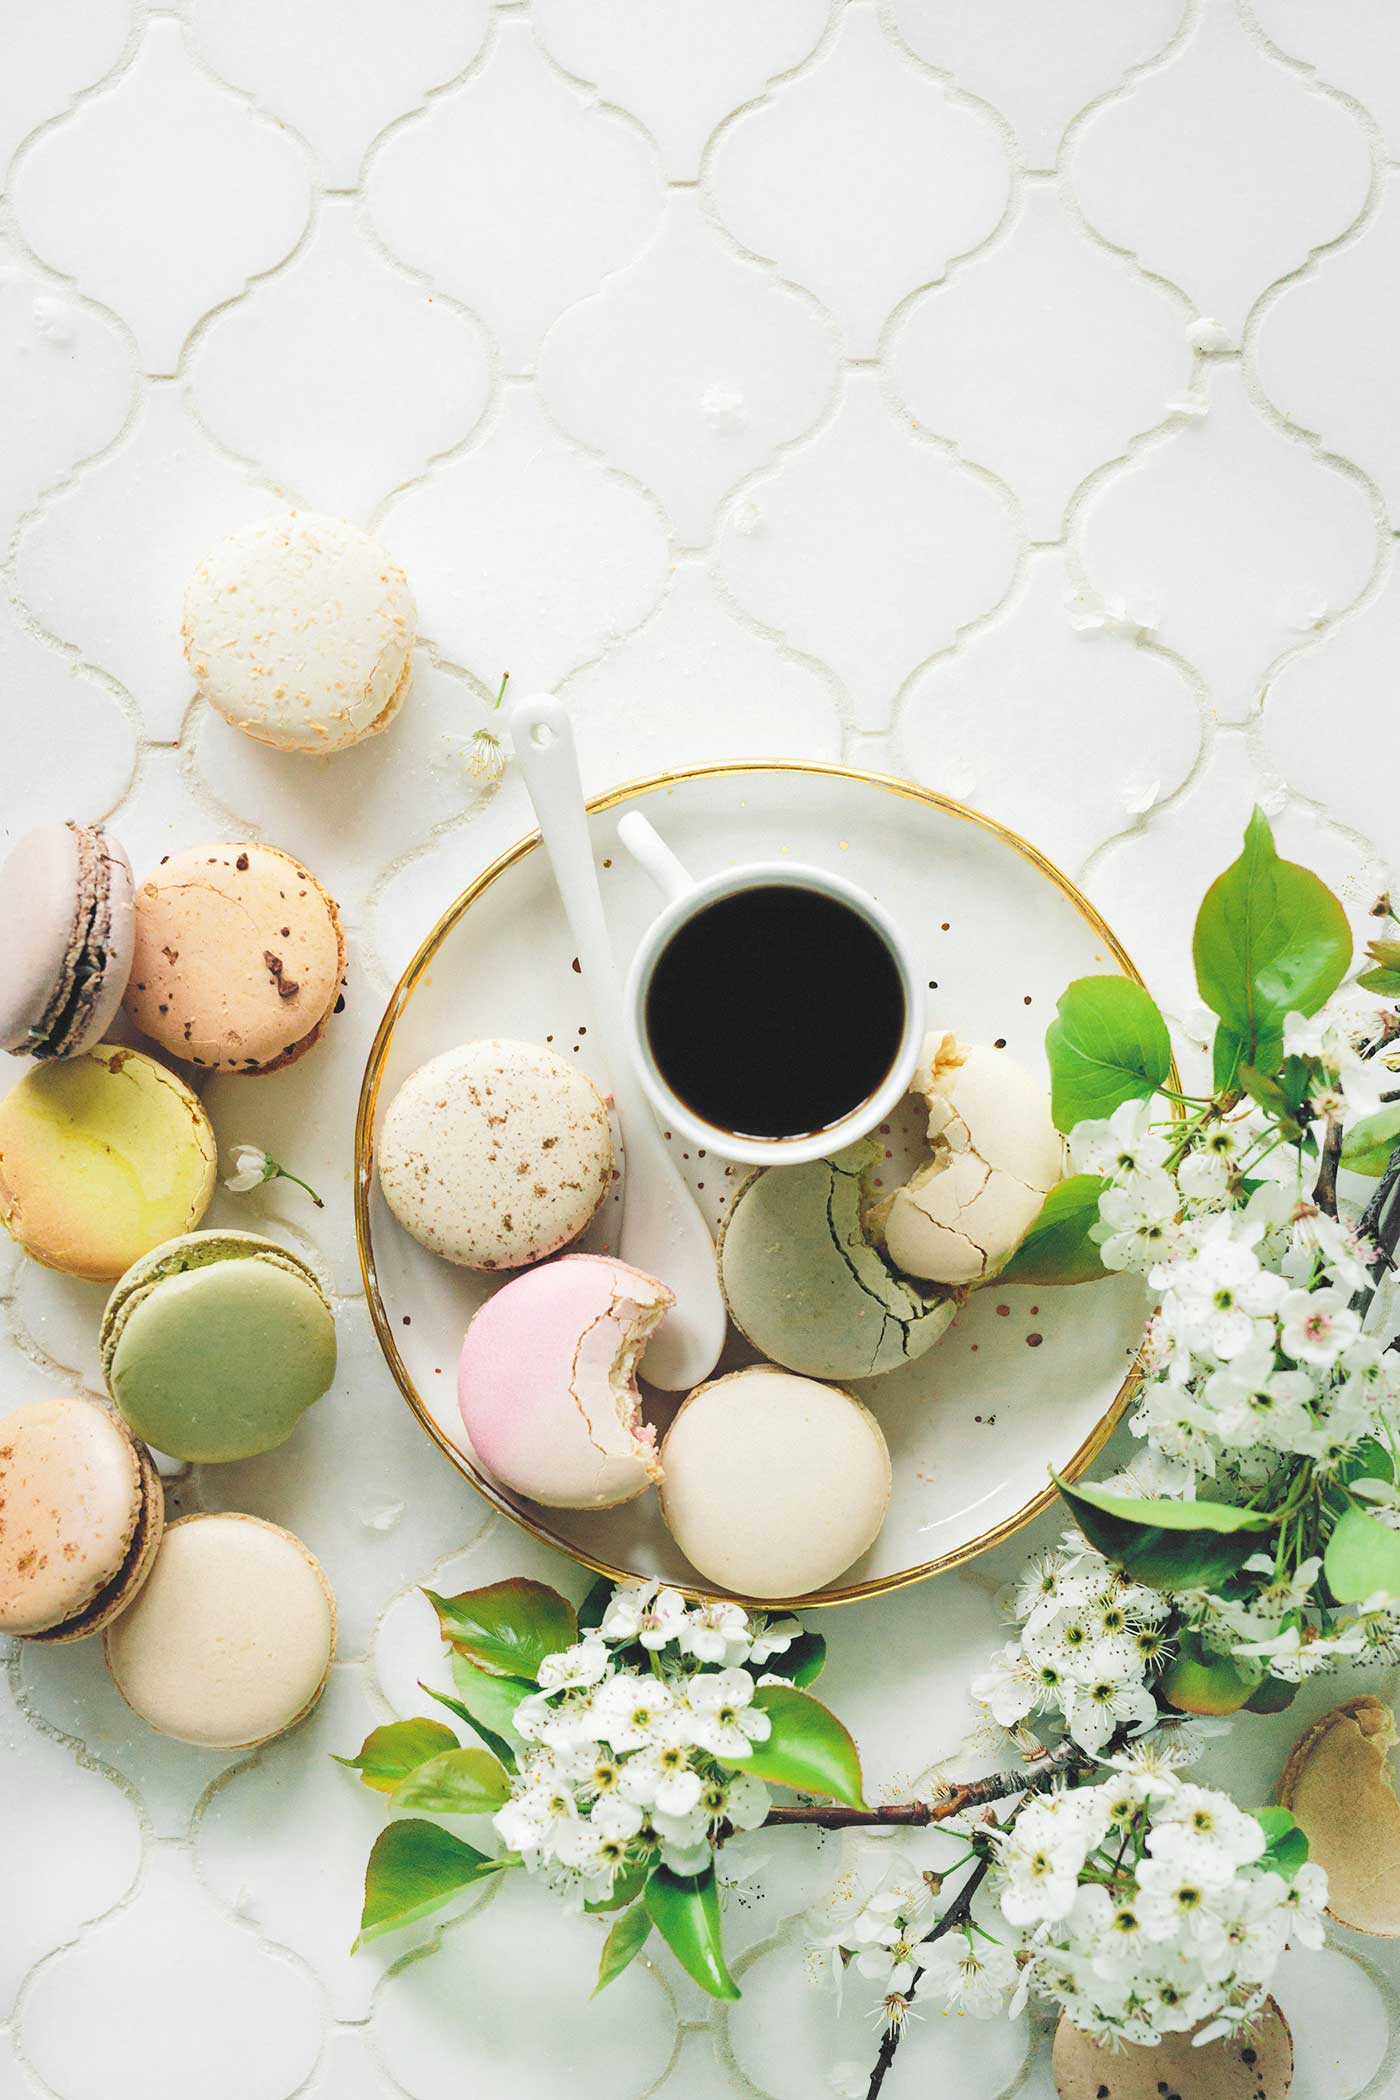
380;1039;614;1271
0;1394;164;1642
123;841;345;1075
101;1229;337;1463
659;1366;891;1600
718;1138;956;1381
0;1045;216;1280
183;511;415;753
104;1512;336;1748
0;821;135;1060
458;1253;672;1509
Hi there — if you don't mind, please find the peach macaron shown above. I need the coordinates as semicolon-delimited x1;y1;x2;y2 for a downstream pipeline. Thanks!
123;841;344;1074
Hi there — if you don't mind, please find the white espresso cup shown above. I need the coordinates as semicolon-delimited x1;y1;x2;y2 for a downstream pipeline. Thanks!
616;810;924;1167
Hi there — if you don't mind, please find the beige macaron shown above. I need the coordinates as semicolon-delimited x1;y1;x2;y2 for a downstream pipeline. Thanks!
1279;1694;1400;1936
1052;2000;1292;2099
378;1039;614;1271
659;1366;891;1601
183;511;415;752
0;1394;163;1642
104;1512;335;1748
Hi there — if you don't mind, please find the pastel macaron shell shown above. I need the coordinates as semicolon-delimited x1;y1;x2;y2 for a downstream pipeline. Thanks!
0;822;135;1059
101;1230;337;1463
104;1513;336;1748
123;841;344;1074
458;1253;672;1509
0;1394;163;1641
718;1138;956;1381
659;1367;892;1600
380;1039;614;1271
183;511;415;752
1051;1999;1292;2099
0;1045;216;1280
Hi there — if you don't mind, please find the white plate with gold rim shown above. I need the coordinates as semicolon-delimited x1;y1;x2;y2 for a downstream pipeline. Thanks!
356;762;1152;1607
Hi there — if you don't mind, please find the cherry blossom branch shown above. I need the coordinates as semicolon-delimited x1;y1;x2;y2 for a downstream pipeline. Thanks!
1313;1116;1343;1216
1354;1142;1400;1323
863;1855;994;2100
758;1734;1091;1835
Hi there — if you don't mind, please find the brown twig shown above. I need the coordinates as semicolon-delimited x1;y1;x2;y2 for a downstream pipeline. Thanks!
1313;1116;1344;1216
863;1855;994;2100
759;1736;1089;1835
1354;1141;1400;1321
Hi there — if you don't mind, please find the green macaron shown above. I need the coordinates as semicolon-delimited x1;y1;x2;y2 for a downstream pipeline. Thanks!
717;1138;957;1382
100;1230;336;1462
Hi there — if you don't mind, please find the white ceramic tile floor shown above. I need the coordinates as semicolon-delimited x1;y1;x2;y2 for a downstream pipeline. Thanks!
2;4;1399;2096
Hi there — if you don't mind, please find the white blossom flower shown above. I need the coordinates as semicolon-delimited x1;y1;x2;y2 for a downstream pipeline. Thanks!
536;1639;610;1693
683;1599;752;1665
917;1931;1018;2016
224;1143;273;1192
1068;1098;1171;1181
1279;1286;1361;1368
684;1668;772;1760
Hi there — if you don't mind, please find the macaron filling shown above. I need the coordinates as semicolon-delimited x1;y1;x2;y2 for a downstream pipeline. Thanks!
574;1278;668;1483
32;1442;164;1644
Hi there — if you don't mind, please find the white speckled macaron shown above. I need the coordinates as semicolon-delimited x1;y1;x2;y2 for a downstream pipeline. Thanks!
183;511;415;752
378;1039;615;1271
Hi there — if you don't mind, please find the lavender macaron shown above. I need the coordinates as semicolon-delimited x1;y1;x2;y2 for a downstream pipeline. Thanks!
0;822;135;1059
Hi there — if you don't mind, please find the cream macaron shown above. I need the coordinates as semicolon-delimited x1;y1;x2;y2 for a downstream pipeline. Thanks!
184;511;415;752
0;1395;163;1642
104;1513;335;1748
458;1254;672;1509
659;1367;891;1600
123;842;344;1074
380;1039;614;1271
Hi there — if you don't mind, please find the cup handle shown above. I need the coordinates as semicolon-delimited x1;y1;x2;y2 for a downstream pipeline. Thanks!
616;811;696;905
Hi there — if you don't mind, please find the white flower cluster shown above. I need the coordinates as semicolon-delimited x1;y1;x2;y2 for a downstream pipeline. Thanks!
1070;1085;1400;1488
972;1533;1172;1754
996;1758;1327;2048
493;1583;792;1905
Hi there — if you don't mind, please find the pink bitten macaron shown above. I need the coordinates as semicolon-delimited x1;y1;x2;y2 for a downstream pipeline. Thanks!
458;1254;672;1509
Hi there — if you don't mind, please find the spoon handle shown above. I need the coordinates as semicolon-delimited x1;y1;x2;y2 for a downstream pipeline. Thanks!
507;692;725;1392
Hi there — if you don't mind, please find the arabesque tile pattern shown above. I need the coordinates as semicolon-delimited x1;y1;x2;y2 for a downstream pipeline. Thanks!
2;4;1398;2096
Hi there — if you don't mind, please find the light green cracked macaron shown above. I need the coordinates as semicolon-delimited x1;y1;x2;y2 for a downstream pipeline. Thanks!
101;1230;337;1462
717;1138;956;1381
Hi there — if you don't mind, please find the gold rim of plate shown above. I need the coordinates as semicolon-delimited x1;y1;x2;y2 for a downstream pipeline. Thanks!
355;759;1165;1609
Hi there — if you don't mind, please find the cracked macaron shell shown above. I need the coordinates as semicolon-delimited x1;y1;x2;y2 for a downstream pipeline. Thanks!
868;1035;1063;1287
1051;1998;1292;2100
0;821;135;1059
0;1394;164;1641
0;1045;216;1280
659;1366;891;1600
1279;1695;1400;1936
104;1512;336;1748
458;1253;672;1509
379;1039;614;1271
123;841;345;1075
101;1229;337;1463
183;510;416;753
717;1138;955;1380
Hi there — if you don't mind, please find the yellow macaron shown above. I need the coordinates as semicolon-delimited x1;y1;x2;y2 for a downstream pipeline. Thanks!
0;1045;217;1280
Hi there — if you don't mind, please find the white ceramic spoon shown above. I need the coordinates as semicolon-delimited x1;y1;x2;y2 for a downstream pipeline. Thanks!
506;691;726;1391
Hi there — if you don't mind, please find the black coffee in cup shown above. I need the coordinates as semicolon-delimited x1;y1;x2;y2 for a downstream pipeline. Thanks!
643;883;906;1141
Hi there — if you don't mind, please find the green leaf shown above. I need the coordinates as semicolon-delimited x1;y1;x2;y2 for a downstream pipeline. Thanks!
578;1576;615;1633
594;1903;652;1995
391;1746;513;1815
420;1675;519;1773
1238;1055;1318;1139
332;1718;459;1794
999;1175;1110;1286
1341;1104;1400;1178
1335;1438;1396;1489
1359;965;1400;997
1324;1505;1400;1603
1054;1475;1275;1591
424;1579;577;1681
1368;939;1400;968
728;1684;866;1808
1044;977;1173;1133
644;1867;739;2000
757;1630;827;1688
1159;1630;1255;1716
1253;1805;1309;1881
1193;808;1351;1087
1244;1673;1299;1715
585;1860;649;1914
353;1820;508;1950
